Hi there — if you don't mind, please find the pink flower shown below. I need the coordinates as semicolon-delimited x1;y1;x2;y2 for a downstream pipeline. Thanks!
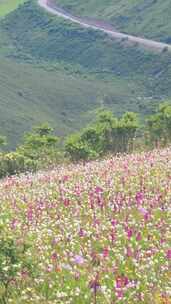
136;232;142;241
95;186;103;194
126;247;133;257
166;249;171;260
126;228;133;239
111;219;117;227
63;198;70;207
135;192;144;205
27;207;33;222
116;276;129;288
62;175;69;182
103;247;109;258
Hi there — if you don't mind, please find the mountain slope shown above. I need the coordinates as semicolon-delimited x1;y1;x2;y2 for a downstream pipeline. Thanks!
0;0;26;18
52;0;171;42
1;57;141;148
0;0;171;147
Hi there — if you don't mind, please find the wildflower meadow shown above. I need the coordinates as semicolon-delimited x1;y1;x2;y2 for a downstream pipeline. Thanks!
0;148;171;303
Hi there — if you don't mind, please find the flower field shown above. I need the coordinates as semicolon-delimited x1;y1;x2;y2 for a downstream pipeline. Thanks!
0;148;171;303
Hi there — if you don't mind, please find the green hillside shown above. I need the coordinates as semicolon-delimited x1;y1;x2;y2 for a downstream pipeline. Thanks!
0;0;26;18
1;57;144;148
53;0;171;42
0;0;171;147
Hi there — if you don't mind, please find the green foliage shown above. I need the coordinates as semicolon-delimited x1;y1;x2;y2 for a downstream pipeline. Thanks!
146;102;171;147
65;110;139;160
0;123;60;178
18;123;59;159
65;133;98;161
0;152;37;178
0;234;34;303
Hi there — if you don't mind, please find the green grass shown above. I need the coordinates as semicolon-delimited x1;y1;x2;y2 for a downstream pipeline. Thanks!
0;0;26;18
53;0;171;42
0;56;150;149
0;0;171;148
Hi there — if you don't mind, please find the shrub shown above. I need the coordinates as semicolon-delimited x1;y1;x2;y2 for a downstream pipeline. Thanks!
0;152;37;178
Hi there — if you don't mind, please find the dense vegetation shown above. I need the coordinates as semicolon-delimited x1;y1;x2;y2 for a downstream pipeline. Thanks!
53;0;171;42
0;145;171;303
0;3;171;302
0;102;171;178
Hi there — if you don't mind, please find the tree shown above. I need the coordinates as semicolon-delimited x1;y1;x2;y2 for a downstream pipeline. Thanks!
65;133;98;161
18;123;59;160
146;102;171;147
119;112;139;152
65;109;139;161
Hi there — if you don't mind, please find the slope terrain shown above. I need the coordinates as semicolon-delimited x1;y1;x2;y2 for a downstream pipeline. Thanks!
0;0;171;147
0;0;26;18
0;148;171;302
53;0;171;42
1;57;141;148
39;0;171;53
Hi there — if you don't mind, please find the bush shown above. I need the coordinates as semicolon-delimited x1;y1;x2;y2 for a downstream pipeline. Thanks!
0;152;37;178
65;110;139;161
65;134;98;161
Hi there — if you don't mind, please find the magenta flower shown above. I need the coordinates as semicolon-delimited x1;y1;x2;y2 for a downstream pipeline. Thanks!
136;232;142;241
135;191;144;205
126;228;133;239
95;186;103;194
166;249;171;260
103;247;109;258
116;276;129;288
126;246;133;257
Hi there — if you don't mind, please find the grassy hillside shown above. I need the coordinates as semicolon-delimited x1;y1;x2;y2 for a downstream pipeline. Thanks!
1;57;144;148
2;1;171;83
0;148;171;302
0;0;171;147
0;0;26;18
53;0;171;42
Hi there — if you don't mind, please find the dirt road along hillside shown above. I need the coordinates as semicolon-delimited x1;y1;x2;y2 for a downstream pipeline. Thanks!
38;0;171;53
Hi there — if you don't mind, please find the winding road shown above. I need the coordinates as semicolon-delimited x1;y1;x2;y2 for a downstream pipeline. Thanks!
38;0;171;53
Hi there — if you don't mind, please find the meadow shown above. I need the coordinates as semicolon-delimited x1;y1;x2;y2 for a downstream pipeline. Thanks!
0;0;26;18
0;147;171;303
